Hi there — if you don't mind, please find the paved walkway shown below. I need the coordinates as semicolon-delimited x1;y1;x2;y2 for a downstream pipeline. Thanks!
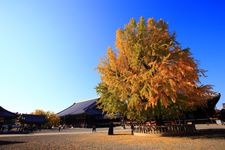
0;127;131;137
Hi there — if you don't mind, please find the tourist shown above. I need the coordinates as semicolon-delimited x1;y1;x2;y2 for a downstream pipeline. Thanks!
58;125;62;132
92;124;96;132
131;123;134;135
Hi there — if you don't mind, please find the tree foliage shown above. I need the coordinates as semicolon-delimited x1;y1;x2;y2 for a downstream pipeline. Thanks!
96;17;214;121
32;109;60;128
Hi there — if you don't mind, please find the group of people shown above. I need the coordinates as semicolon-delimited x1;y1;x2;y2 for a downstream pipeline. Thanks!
58;124;97;132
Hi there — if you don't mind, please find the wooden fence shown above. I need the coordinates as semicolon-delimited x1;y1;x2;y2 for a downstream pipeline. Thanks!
134;124;197;136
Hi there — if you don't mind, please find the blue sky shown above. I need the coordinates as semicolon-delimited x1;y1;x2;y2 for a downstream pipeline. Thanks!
0;0;225;113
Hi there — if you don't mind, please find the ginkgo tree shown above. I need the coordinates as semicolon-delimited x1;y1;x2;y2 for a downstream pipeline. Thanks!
32;109;60;128
96;17;214;122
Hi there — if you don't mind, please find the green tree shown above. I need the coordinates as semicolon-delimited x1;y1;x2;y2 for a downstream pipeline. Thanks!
96;17;214;122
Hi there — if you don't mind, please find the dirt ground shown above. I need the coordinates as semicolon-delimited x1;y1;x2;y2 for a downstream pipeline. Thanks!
0;126;225;150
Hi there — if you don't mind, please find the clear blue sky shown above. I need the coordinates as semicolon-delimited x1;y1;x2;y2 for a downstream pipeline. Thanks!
0;0;225;113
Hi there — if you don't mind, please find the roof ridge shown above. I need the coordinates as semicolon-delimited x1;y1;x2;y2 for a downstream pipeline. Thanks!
57;102;76;114
57;98;99;117
76;97;99;103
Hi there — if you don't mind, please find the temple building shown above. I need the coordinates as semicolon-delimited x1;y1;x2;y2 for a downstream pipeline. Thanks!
58;93;221;127
0;106;17;126
0;106;17;132
57;98;111;128
183;93;221;120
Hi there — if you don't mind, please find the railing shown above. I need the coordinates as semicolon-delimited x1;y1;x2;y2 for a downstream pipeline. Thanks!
134;124;197;136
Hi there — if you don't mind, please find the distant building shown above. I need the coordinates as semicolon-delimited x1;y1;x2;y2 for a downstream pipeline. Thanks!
19;114;46;125
183;93;221;121
223;103;225;109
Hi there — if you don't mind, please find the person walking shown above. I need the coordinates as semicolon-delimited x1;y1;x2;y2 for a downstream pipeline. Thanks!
131;123;134;135
92;124;96;132
58;125;62;132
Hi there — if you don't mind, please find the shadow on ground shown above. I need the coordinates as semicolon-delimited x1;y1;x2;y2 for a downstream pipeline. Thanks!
111;133;132;136
162;129;225;139
0;140;26;145
195;129;225;138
